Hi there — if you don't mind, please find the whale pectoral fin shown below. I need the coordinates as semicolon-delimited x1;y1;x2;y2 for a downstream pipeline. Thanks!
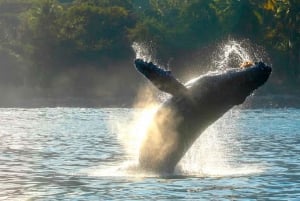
155;75;189;96
134;59;189;96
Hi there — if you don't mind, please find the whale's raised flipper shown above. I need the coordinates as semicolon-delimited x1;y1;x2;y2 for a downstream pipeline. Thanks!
134;59;188;96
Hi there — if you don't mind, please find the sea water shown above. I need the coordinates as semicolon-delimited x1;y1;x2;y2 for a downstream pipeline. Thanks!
0;107;299;200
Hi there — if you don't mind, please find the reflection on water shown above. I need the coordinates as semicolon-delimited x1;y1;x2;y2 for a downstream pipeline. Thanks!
0;108;299;200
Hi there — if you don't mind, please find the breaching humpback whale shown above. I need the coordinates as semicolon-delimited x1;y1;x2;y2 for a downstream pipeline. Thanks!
134;59;272;173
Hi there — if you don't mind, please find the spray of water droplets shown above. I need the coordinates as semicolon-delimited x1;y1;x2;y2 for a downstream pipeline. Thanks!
131;42;171;102
213;39;269;71
132;42;155;62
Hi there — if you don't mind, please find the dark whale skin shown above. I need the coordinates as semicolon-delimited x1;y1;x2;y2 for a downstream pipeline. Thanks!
135;60;272;173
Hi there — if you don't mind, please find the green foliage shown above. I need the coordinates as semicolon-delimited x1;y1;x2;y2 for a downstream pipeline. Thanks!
0;0;299;88
128;0;220;59
19;1;133;64
21;0;63;57
211;0;299;79
58;3;133;58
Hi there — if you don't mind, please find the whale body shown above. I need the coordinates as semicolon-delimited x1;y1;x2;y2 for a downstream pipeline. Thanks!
134;59;272;173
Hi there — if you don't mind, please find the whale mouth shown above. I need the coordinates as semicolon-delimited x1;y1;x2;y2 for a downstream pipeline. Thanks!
256;61;272;74
254;61;272;84
227;61;272;89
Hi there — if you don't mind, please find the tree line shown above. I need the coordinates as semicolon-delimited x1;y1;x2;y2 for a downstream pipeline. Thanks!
0;0;299;92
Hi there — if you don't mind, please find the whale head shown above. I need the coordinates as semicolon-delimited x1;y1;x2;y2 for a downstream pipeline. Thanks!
187;61;272;106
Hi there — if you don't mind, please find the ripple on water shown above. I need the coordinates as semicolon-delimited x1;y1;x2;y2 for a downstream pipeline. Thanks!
0;108;299;200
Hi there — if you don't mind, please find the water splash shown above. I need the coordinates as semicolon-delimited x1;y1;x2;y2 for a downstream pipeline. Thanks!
86;161;159;178
116;106;158;160
92;107;265;178
132;42;155;62
87;103;160;178
213;39;269;71
131;42;171;102
177;110;265;177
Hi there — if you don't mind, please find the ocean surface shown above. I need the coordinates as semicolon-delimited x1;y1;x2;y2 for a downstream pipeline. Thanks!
0;107;299;200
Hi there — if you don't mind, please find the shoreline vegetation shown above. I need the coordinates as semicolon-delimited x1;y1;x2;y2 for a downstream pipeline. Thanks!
0;0;299;107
